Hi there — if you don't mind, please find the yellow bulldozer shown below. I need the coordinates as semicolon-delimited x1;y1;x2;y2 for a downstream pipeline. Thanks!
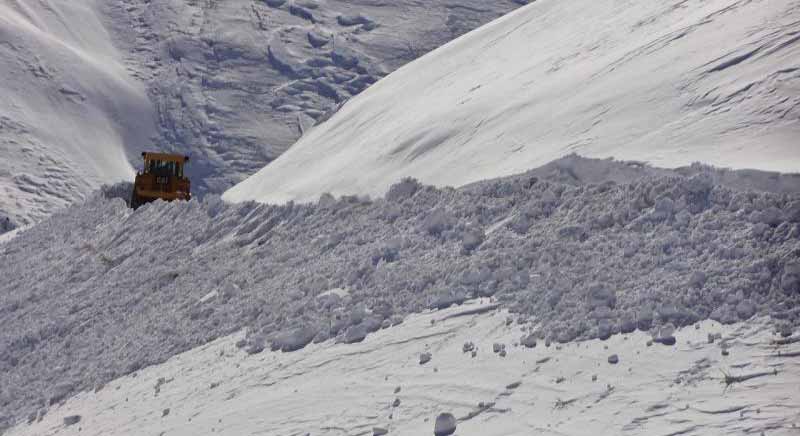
130;152;191;209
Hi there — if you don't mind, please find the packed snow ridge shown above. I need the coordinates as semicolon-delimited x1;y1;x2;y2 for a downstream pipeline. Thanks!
1;157;798;429
225;0;800;204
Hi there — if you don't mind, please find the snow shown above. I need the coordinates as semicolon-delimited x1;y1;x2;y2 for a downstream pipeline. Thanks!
1;159;798;429
0;0;156;228
100;0;523;196
224;0;800;205
3;0;800;431
1;0;523;226
8;301;800;436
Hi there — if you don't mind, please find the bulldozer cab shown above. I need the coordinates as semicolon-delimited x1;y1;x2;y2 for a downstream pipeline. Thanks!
146;159;184;178
130;152;191;209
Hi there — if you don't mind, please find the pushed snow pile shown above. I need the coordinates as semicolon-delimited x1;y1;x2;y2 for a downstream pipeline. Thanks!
1;159;799;428
0;0;155;228
225;0;800;204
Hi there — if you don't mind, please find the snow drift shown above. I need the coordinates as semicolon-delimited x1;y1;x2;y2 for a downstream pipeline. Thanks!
1;157;798;429
225;0;800;204
0;0;156;229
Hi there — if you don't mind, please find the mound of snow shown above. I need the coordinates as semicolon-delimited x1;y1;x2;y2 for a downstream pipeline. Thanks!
1;158;798;427
225;0;800;204
0;0;156;227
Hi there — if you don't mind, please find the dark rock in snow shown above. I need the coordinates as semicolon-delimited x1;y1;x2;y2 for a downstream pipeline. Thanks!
654;324;676;345
434;412;457;436
608;354;619;364
419;352;432;365
63;415;81;426
655;336;676;346
521;334;537;348
373;426;388;436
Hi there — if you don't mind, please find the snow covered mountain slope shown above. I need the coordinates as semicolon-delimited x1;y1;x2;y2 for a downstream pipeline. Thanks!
101;0;525;196
0;0;524;228
0;0;155;230
8;302;800;436
224;0;800;204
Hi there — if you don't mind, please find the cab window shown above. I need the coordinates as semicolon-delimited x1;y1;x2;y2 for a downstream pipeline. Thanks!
146;160;178;177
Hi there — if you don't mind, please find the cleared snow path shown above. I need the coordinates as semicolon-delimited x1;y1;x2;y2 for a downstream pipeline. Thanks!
225;0;800;204
8;301;800;436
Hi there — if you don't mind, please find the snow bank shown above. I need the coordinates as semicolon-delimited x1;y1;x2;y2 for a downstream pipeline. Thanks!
1;158;798;427
0;0;155;228
225;0;800;204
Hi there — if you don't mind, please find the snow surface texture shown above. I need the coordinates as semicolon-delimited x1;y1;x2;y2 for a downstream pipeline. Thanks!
1;157;799;429
100;0;525;196
0;0;524;228
225;0;800;204
0;0;155;230
8;302;800;436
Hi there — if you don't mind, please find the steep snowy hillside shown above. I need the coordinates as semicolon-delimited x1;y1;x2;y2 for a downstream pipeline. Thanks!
0;0;155;230
1;158;798;430
225;0;800;204
101;0;525;195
